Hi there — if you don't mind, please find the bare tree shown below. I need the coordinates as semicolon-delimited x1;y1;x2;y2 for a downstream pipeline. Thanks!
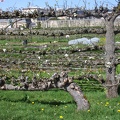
104;5;120;98
89;1;120;98
0;5;91;110
61;0;120;103
66;0;120;98
0;71;90;110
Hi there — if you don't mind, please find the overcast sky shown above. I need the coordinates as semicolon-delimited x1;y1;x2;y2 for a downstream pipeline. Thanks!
0;0;118;11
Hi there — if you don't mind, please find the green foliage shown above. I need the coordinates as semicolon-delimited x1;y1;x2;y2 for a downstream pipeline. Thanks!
116;64;120;74
115;33;120;41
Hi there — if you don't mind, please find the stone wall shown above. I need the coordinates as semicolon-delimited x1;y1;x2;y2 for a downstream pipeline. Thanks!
0;18;120;29
0;19;26;29
41;18;120;28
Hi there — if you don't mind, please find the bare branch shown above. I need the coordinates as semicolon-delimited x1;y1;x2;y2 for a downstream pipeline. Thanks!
103;79;120;88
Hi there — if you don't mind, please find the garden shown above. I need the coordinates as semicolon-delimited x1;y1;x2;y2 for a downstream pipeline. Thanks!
0;28;120;119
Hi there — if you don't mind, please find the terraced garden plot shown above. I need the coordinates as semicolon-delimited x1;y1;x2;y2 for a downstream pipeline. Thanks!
0;33;120;91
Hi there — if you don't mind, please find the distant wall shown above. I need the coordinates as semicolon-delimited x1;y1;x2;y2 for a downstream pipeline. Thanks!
0;19;26;29
0;18;120;29
41;18;120;28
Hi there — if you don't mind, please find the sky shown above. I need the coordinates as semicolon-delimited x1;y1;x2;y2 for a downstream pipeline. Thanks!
0;0;118;11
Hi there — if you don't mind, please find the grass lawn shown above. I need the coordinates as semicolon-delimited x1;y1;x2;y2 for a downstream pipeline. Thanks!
0;90;120;120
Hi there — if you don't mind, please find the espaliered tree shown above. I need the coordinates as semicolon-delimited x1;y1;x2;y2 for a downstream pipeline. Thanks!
0;4;90;111
73;0;120;98
0;71;90;110
90;2;120;98
104;10;120;98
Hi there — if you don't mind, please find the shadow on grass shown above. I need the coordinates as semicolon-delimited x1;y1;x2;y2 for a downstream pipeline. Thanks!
118;85;120;95
38;100;74;106
0;97;75;106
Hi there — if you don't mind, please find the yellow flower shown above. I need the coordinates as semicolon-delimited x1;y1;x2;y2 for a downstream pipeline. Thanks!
41;108;44;111
32;102;34;104
117;110;120;112
105;102;109;106
59;116;63;119
88;110;90;112
106;102;109;105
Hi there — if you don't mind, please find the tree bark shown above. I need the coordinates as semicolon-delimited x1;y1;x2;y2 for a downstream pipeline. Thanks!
50;72;90;110
106;84;119;98
105;18;119;98
66;83;90;110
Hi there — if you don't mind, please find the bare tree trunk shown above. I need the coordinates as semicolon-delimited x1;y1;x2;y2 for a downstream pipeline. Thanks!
66;83;90;110
105;19;119;98
51;72;90;110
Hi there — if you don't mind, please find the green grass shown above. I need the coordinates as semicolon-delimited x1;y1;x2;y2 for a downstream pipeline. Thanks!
0;90;120;120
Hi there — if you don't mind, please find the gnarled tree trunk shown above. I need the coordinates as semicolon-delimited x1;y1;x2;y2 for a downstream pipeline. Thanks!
0;72;90;111
105;17;119;98
66;83;90;110
49;72;90;110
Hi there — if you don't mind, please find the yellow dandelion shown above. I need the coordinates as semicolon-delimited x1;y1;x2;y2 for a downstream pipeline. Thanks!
59;116;63;119
106;102;109;105
117;110;120;112
87;110;90;112
105;104;108;106
105;102;109;106
32;102;34;104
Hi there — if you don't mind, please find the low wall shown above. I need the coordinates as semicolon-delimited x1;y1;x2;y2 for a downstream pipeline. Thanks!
0;19;26;29
41;18;120;28
0;18;120;29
